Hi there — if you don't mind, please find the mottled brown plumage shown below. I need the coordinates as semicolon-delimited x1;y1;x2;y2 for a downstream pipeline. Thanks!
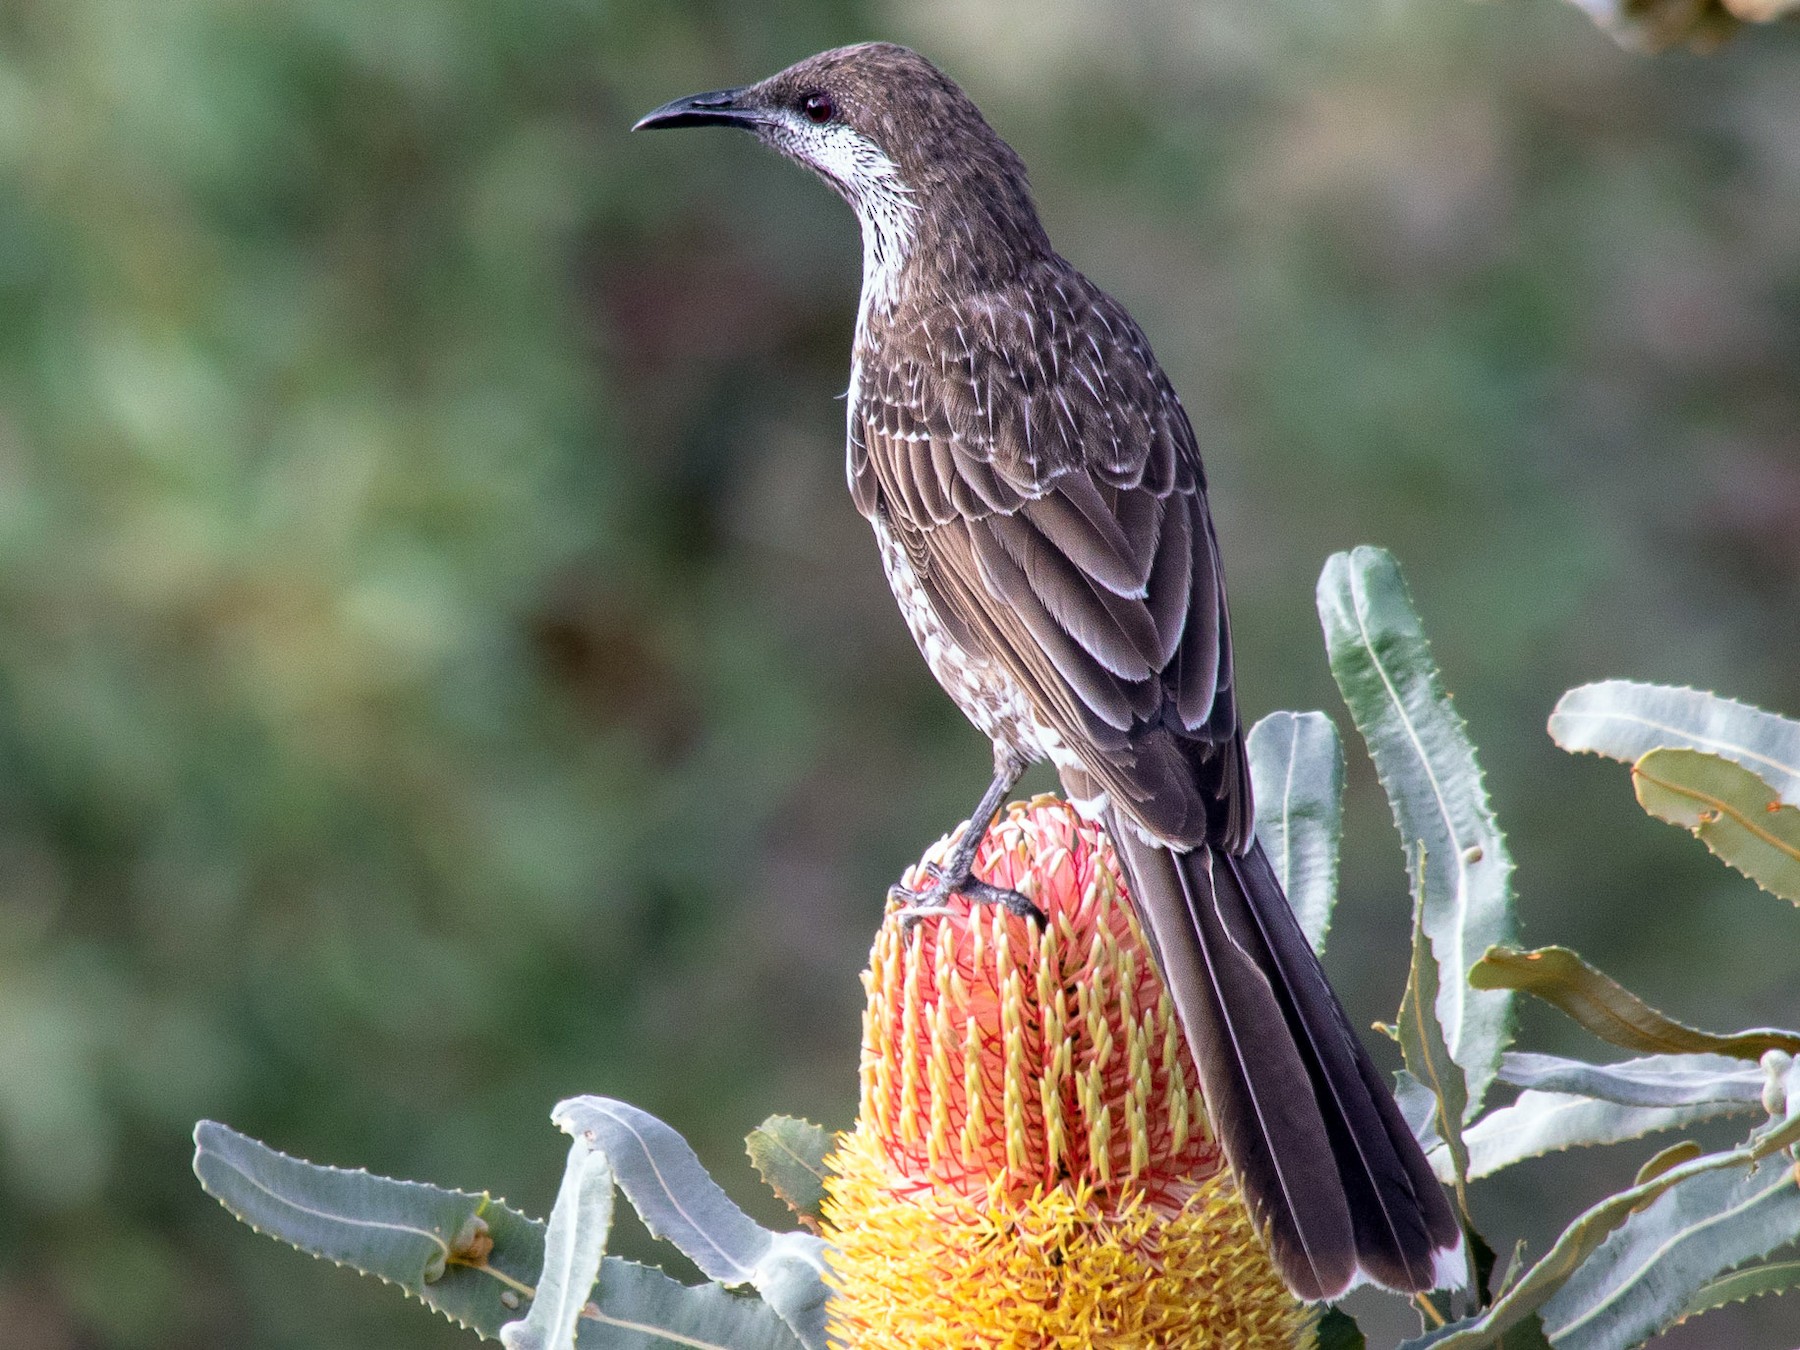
637;42;1464;1302
850;257;1242;848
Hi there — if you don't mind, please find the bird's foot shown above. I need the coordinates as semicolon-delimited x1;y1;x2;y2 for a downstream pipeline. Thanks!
889;861;1045;931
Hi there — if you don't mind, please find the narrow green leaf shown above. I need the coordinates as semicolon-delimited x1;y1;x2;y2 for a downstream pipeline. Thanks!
1540;1153;1800;1350
1431;1091;1751;1183
1495;1240;1528;1299
553;1098;830;1350
1318;547;1517;1115
1471;946;1800;1059
1498;1052;1768;1109
1247;710;1345;956
193;1119;541;1337
1403;1106;1800;1348
1632;748;1800;904
1678;1257;1800;1320
1549;681;1800;805
1495;1313;1554;1349
501;1137;614;1350
1314;1305;1367;1349
1399;1313;1555;1350
1634;1141;1704;1188
1397;849;1471;1229
745;1117;831;1225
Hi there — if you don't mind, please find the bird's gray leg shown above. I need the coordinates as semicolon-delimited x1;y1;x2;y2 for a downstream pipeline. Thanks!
891;748;1044;926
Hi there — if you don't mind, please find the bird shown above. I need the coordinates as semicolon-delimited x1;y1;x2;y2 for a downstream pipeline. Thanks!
635;42;1464;1303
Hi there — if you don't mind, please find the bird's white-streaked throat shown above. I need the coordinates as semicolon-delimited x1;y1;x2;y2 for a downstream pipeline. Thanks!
765;116;921;503
844;147;919;326
764;118;920;325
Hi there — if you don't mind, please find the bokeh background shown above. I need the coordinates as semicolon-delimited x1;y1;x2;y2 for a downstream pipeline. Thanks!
0;1;1797;1346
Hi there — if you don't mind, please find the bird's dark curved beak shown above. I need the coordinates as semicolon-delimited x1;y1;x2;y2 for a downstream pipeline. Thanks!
632;87;760;132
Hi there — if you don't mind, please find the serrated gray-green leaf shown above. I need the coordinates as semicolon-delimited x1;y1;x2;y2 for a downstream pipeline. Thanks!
1549;681;1800;805
502;1137;614;1350
1678;1257;1800;1320
1248;710;1345;956
1498;1052;1768;1109
554;1097;770;1287
1429;1092;1754;1183
1540;1154;1800;1350
578;1260;803;1350
195;1119;810;1349
1398;853;1472;1222
1317;547;1517;1117
1410;1106;1800;1349
1632;748;1800;904
745;1116;831;1223
552;1098;831;1350
193;1119;541;1338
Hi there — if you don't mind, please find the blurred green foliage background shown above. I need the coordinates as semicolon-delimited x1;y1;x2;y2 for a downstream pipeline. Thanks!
0;1;1796;1346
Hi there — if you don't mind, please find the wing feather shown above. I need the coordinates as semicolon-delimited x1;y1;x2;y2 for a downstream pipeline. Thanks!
962;523;1141;730
1017;477;1151;596
982;512;1161;679
1143;488;1193;670
854;265;1246;851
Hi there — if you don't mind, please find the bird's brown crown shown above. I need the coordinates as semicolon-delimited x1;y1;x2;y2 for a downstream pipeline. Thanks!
754;46;1000;176
752;44;1052;282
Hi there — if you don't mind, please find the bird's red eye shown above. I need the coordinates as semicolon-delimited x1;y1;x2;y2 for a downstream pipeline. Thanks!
803;92;835;124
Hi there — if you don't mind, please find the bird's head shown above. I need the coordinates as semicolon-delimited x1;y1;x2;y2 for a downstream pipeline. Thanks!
635;43;1049;297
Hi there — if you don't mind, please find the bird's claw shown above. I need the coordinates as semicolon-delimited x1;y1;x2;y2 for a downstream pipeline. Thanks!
893;900;956;931
890;862;1046;931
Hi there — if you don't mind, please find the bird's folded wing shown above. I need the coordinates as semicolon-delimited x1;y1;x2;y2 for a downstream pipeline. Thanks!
852;282;1250;849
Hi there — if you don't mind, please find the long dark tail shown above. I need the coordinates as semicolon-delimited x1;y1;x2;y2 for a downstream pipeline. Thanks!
1105;819;1464;1301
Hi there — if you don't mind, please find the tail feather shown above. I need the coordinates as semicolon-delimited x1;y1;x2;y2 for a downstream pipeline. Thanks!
1106;817;1463;1302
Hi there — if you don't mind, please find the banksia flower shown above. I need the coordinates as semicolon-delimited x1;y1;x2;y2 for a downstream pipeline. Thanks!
821;796;1309;1348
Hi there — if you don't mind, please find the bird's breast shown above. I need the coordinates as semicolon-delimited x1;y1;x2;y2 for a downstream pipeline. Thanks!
867;514;1035;747
864;511;1107;810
